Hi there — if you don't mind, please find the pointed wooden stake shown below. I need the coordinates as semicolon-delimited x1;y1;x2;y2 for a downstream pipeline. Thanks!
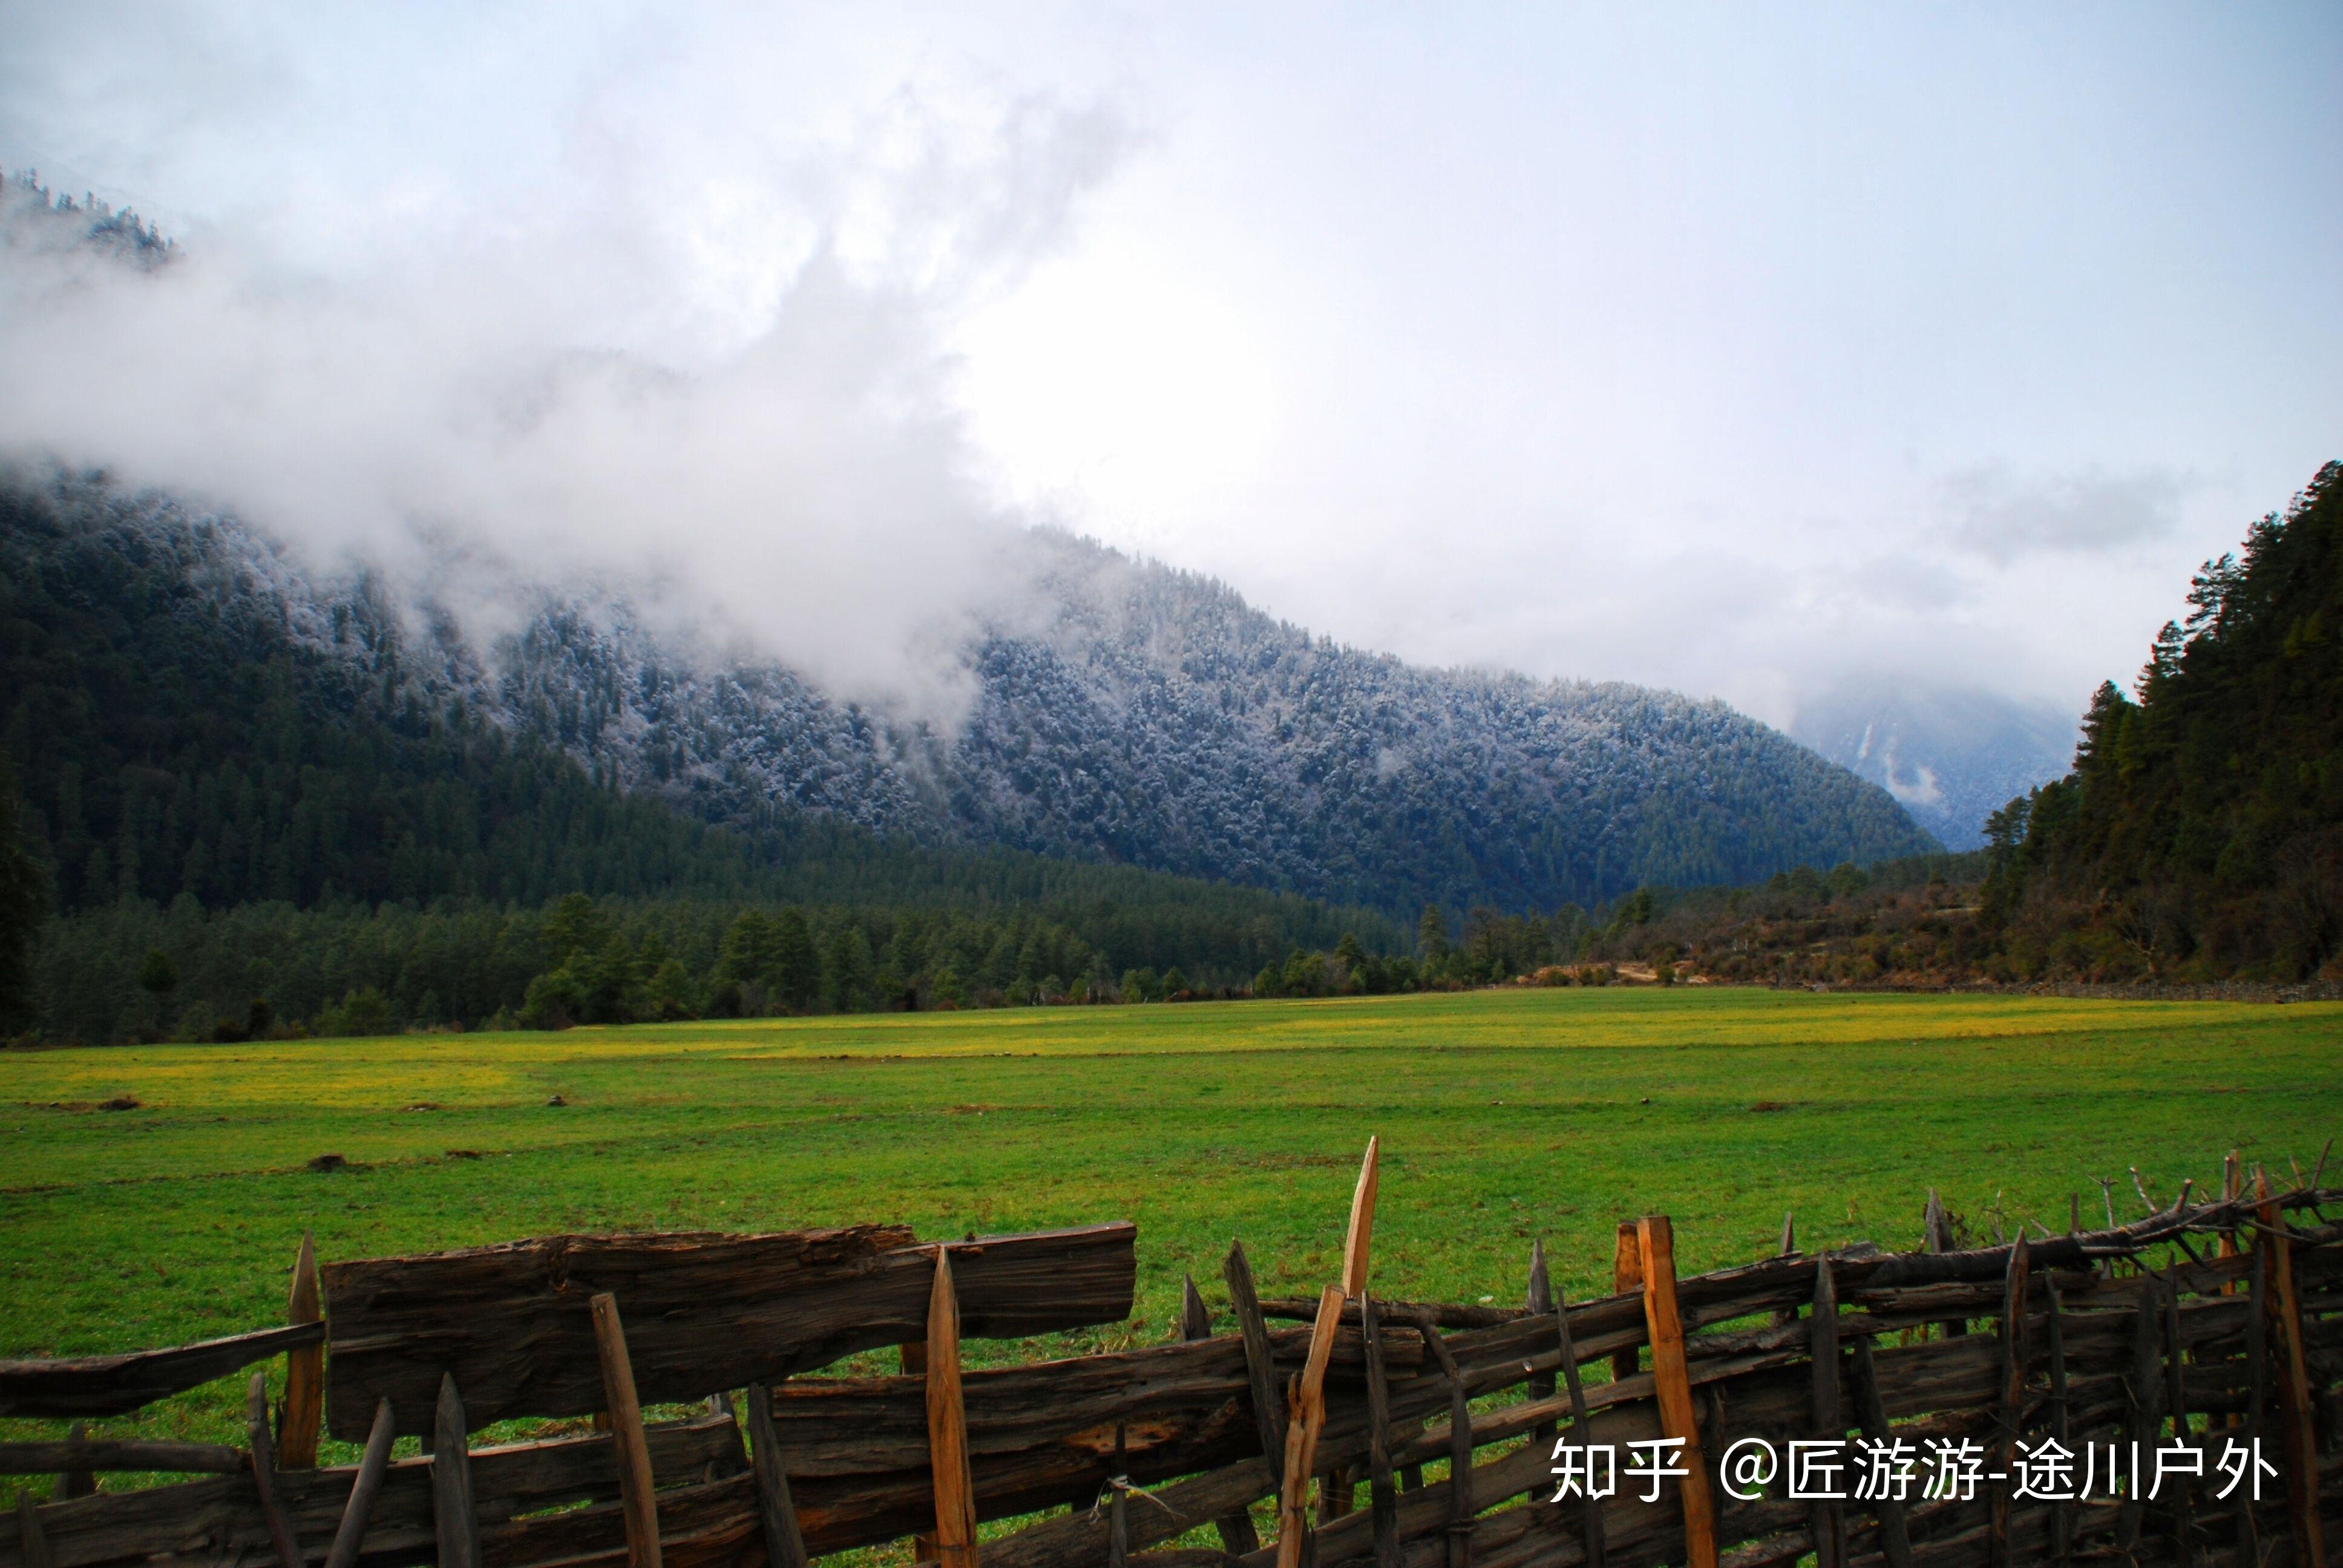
1987;1239;2030;1568
1183;1272;1260;1556
1524;1240;1556;1445
1809;1258;1844;1568
15;1492;50;1568
1552;1289;1606;1568
1179;1274;1212;1342
245;1371;303;1568
278;1231;323;1469
1275;1137;1380;1568
591;1293;663;1568
2256;1169;2325;1568
323;1397;396;1568
430;1373;480;1568
1635;1217;1715;1568
1224;1241;1287;1466
746;1383;813;1568
924;1249;978;1568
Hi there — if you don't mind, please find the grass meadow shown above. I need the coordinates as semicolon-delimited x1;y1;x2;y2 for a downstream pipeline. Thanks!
3;984;2339;1479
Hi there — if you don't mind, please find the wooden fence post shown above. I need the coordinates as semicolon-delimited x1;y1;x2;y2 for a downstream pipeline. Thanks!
1524;1240;1556;1446
245;1371;303;1568
1634;1217;1716;1568
323;1397;396;1568
431;1373;481;1568
1809;1258;1844;1568
899;1339;938;1563
2160;1263;2194;1568
924;1248;978;1568
1552;1287;1607;1568
1223;1240;1288;1469
54;1424;91;1501
1361;1292;1401;1568
1276;1137;1378;1568
1923;1191;1965;1339
2114;1275;2164;1558
1182;1273;1260;1555
1848;1338;1913;1568
1987;1238;2029;1568
279;1231;323;1469
746;1384;813;1568
2042;1279;2072;1566
1611;1223;1642;1387
15;1492;50;1568
2256;1170;2325;1568
589;1293;663;1568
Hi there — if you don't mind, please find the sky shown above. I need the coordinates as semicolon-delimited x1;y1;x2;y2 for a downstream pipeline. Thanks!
2;2;2338;731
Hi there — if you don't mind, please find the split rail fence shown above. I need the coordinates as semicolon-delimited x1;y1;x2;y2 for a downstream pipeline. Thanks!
2;1141;2338;1568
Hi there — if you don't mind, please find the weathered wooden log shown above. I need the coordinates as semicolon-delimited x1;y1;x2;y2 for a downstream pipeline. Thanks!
0;1410;744;1568
321;1397;395;1568
591;1293;663;1568
0;1441;244;1476
280;1232;323;1470
0;1322;326;1420
431;1373;481;1568
1260;1301;1518;1331
323;1222;1135;1439
244;1373;301;1568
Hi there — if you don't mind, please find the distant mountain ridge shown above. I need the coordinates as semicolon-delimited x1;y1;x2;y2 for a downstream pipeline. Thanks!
1;472;1935;917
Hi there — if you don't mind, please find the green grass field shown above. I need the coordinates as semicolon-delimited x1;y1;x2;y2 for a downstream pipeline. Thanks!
4;985;2339;1475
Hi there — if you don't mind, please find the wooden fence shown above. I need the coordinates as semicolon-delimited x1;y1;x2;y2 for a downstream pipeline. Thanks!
2;1143;2338;1568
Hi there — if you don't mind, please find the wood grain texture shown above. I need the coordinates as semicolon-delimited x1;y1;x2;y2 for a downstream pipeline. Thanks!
279;1232;323;1470
323;1223;1133;1439
591;1294;663;1568
244;1373;302;1568
1636;1217;1717;1568
321;1399;395;1568
0;1323;324;1420
0;1442;243;1476
431;1374;482;1568
745;1385;810;1568
923;1250;978;1568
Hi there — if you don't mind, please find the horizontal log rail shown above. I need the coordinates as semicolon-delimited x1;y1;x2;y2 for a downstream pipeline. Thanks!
324;1223;1138;1439
1;1167;2334;1568
0;1324;326;1420
0;1440;244;1475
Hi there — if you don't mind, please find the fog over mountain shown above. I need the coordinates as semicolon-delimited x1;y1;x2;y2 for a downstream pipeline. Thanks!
1790;682;2079;851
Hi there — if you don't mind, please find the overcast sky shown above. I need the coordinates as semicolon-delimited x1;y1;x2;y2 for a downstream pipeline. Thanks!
4;2;2338;729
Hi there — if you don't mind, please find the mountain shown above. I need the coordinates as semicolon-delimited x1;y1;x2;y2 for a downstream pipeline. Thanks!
0;471;1935;929
1791;682;2079;850
1987;460;2343;980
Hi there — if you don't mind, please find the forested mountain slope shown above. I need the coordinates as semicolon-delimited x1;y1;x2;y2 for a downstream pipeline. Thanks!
1985;460;2343;978
1;472;1932;921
